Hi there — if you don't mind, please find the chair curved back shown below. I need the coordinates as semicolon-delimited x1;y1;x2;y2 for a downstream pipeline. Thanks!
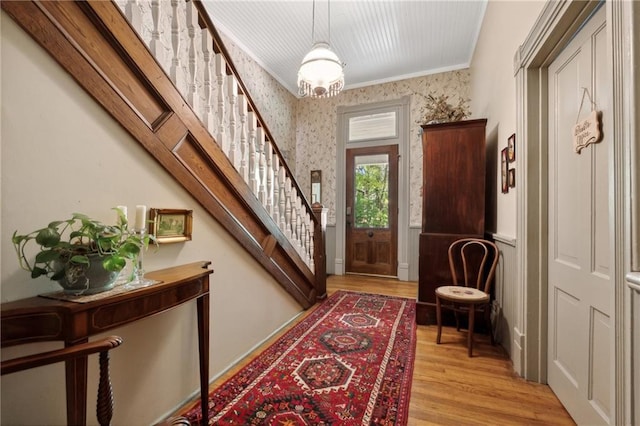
447;238;499;295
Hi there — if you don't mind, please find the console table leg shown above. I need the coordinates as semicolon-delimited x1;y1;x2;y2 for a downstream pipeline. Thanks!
65;342;88;426
197;294;210;425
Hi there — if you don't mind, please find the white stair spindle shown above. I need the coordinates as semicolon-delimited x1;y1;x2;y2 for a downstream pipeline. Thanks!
248;112;258;192
284;178;292;238
170;0;184;93
124;0;142;35
186;1;199;111
227;75;238;166
295;196;303;253
272;156;280;225
291;188;299;249
150;0;161;58
215;53;226;149
201;30;215;132
238;95;248;181
279;167;287;232
265;141;273;214
308;213;315;271
257;127;267;205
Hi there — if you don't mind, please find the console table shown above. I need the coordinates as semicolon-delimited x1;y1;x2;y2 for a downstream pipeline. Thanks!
1;261;213;425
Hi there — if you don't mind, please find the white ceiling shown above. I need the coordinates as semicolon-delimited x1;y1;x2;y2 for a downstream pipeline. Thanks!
201;0;488;97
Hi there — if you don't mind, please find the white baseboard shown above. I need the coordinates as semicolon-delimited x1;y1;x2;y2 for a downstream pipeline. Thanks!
512;326;525;377
398;263;409;281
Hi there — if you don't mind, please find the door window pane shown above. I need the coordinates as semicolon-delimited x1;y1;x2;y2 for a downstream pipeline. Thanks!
353;154;389;228
348;111;397;141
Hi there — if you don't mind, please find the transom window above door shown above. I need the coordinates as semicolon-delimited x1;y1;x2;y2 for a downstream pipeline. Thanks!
348;111;397;142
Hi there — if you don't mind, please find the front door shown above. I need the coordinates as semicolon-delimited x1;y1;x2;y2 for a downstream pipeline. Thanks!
345;144;398;276
547;6;613;424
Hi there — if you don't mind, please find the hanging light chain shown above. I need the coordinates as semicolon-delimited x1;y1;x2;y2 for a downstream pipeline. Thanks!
327;0;331;44
311;0;316;44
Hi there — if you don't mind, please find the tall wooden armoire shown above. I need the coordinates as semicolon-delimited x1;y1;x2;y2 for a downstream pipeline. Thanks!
416;119;487;325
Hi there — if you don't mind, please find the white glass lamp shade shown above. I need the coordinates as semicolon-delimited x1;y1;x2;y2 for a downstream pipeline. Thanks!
297;42;344;98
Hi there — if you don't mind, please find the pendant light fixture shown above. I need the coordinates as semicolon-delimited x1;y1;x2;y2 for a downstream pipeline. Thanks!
297;0;344;98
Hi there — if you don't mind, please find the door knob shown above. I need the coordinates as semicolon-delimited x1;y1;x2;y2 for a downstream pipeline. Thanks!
367;231;374;237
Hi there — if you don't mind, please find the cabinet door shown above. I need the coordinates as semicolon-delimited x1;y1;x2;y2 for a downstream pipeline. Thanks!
421;120;485;234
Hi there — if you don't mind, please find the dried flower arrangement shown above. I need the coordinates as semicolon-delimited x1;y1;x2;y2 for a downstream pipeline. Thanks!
416;93;471;124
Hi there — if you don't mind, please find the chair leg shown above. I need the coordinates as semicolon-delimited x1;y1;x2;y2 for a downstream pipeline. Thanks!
485;303;494;346
436;295;442;344
468;304;475;357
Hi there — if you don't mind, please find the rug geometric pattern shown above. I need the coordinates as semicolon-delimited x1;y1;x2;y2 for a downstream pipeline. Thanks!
183;290;416;425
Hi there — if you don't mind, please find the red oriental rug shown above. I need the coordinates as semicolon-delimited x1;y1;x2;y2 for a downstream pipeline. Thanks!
183;290;416;425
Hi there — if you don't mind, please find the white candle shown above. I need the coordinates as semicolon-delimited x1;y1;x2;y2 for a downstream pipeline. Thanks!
116;205;128;224
134;205;147;230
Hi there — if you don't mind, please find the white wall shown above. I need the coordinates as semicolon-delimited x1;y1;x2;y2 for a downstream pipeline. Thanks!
0;13;301;425
469;0;546;238
469;0;546;371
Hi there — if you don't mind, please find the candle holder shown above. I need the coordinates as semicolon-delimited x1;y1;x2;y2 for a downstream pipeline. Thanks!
124;228;157;289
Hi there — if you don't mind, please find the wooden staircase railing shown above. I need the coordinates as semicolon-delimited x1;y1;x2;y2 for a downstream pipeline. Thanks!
2;0;326;308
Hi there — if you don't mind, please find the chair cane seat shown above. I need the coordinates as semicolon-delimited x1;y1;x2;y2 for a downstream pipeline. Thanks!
436;286;489;303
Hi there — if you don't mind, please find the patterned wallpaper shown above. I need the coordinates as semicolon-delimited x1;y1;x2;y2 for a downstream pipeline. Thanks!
219;31;470;227
218;32;298;163
296;71;471;226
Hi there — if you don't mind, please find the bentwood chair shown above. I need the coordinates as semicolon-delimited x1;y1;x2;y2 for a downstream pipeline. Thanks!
435;238;499;357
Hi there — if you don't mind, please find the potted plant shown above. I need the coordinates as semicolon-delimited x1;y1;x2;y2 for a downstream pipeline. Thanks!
11;209;154;295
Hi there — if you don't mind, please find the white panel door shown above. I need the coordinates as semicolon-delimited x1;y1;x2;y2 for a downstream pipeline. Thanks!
547;6;613;425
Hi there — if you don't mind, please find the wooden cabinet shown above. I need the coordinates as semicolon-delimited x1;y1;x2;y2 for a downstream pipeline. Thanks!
417;119;487;325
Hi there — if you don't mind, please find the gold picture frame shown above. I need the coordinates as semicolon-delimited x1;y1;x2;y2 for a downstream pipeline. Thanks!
148;208;193;244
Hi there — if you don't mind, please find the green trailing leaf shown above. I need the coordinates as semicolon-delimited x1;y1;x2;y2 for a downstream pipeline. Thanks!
103;256;126;272
31;267;47;279
35;227;61;247
70;255;90;265
35;249;61;263
11;211;158;285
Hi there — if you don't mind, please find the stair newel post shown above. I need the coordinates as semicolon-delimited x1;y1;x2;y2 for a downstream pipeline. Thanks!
248;112;258;192
265;140;273;215
186;0;199;112
312;203;328;300
170;0;184;94
285;177;292;239
214;53;226;149
279;167;287;232
272;155;280;225
257;127;267;205
200;30;215;132
227;75;238;165
238;94;248;182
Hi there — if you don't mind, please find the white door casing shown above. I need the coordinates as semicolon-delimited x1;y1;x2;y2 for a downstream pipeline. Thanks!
335;97;410;280
547;6;612;424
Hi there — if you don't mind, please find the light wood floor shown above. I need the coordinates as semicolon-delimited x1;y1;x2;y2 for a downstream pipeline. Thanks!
328;274;575;425
179;274;575;425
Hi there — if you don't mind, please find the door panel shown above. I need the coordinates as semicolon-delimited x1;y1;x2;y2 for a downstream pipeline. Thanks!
345;145;398;276
547;7;612;425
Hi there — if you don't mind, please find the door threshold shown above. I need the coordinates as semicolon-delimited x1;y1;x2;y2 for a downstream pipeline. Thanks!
345;272;398;279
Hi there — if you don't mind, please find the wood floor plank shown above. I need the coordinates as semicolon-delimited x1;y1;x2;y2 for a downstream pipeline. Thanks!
327;274;574;426
173;274;575;425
